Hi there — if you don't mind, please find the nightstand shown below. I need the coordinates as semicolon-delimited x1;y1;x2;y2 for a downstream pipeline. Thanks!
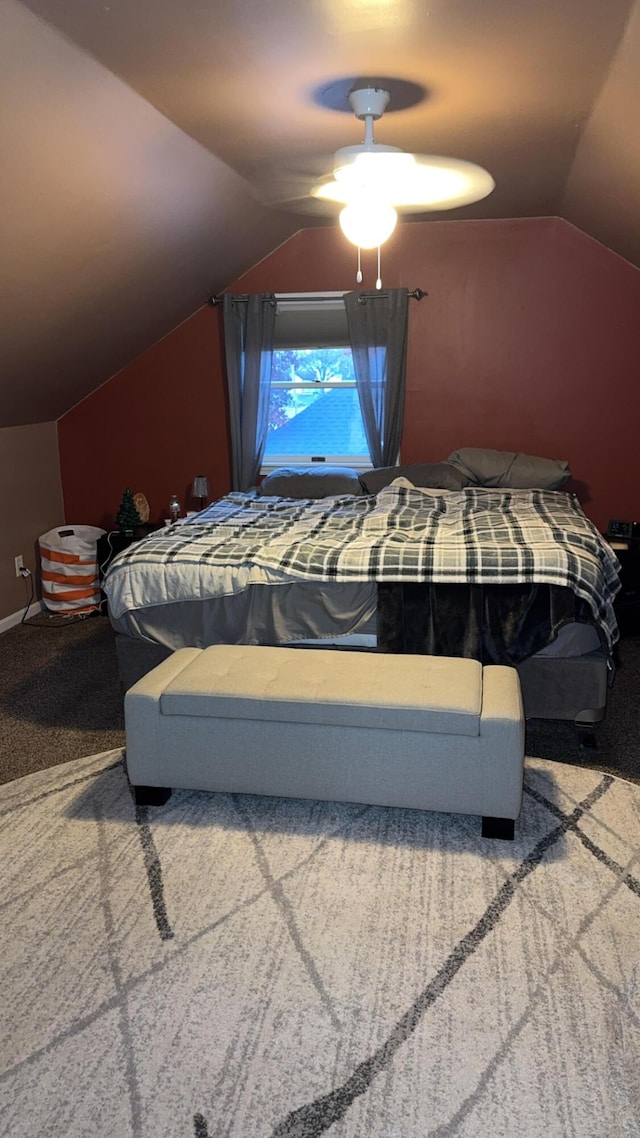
97;525;161;582
606;537;640;637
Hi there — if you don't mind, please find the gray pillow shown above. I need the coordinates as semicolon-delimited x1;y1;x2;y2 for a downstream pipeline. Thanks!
359;462;470;495
257;465;363;498
447;448;571;490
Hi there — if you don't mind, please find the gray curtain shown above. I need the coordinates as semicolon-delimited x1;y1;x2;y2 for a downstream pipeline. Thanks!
344;288;409;468
223;293;276;491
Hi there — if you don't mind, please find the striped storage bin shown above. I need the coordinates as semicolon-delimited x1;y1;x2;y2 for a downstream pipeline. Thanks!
39;525;106;615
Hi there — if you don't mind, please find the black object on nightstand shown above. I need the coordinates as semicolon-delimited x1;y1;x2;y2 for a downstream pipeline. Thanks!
606;531;640;637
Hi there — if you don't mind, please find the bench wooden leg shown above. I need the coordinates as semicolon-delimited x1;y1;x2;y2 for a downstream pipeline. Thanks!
576;723;598;751
133;785;172;807
482;816;515;840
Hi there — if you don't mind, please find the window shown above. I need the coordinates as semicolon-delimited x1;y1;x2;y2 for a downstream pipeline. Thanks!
262;294;371;471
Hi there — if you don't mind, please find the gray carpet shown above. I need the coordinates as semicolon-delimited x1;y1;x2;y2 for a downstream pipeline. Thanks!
1;749;639;1136
0;612;125;784
0;613;639;785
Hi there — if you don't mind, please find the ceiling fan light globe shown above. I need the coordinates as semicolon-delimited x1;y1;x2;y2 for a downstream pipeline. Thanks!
339;201;398;249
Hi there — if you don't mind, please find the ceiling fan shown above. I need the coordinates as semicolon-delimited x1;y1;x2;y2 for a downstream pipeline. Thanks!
256;82;495;288
312;86;495;256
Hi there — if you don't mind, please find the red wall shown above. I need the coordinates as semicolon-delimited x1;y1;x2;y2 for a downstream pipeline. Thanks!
58;217;640;533
58;306;228;530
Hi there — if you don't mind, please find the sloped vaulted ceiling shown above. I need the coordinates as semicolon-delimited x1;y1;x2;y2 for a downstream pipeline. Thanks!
561;0;640;267
2;0;640;428
0;0;298;427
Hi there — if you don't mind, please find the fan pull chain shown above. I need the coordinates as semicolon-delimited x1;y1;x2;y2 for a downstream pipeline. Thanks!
354;245;384;288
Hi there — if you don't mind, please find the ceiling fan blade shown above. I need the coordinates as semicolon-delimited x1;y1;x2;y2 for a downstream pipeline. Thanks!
401;155;496;208
248;153;336;213
312;152;495;211
247;86;494;217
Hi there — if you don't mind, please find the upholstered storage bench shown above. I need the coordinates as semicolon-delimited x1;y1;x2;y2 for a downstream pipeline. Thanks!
124;645;525;839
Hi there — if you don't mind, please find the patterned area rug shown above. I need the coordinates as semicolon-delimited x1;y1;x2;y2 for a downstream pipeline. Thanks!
1;751;639;1137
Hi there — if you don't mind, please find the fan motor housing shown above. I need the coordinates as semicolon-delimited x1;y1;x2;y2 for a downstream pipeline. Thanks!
348;87;390;120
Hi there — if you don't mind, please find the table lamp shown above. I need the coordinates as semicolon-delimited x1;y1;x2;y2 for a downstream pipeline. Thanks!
192;475;209;511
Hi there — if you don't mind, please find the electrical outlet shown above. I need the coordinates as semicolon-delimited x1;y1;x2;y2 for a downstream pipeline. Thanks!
14;555;24;578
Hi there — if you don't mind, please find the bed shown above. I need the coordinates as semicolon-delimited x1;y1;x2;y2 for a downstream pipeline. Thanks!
103;451;621;731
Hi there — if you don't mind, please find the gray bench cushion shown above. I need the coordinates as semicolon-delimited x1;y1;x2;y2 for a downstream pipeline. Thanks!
159;645;483;736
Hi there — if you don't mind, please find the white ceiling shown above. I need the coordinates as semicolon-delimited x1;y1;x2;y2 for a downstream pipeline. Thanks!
2;0;640;426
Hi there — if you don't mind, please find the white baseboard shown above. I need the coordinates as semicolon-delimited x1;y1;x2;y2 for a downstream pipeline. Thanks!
0;600;44;635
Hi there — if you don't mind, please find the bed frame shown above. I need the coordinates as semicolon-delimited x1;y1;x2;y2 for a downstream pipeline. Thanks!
108;487;616;739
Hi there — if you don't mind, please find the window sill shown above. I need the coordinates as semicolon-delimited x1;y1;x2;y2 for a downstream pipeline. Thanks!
260;458;372;475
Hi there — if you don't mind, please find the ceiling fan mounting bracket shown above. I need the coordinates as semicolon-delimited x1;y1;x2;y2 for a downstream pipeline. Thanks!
348;87;390;121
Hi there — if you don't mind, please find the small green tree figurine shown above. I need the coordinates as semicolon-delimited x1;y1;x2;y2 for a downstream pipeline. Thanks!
116;487;142;534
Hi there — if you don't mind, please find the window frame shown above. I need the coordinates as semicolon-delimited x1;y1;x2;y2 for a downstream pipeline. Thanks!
261;293;372;474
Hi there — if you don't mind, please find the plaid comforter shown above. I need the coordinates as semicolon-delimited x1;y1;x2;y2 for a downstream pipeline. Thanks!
104;481;621;649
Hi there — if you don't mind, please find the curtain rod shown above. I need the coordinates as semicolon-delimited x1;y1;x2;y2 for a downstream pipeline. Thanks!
207;288;427;307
